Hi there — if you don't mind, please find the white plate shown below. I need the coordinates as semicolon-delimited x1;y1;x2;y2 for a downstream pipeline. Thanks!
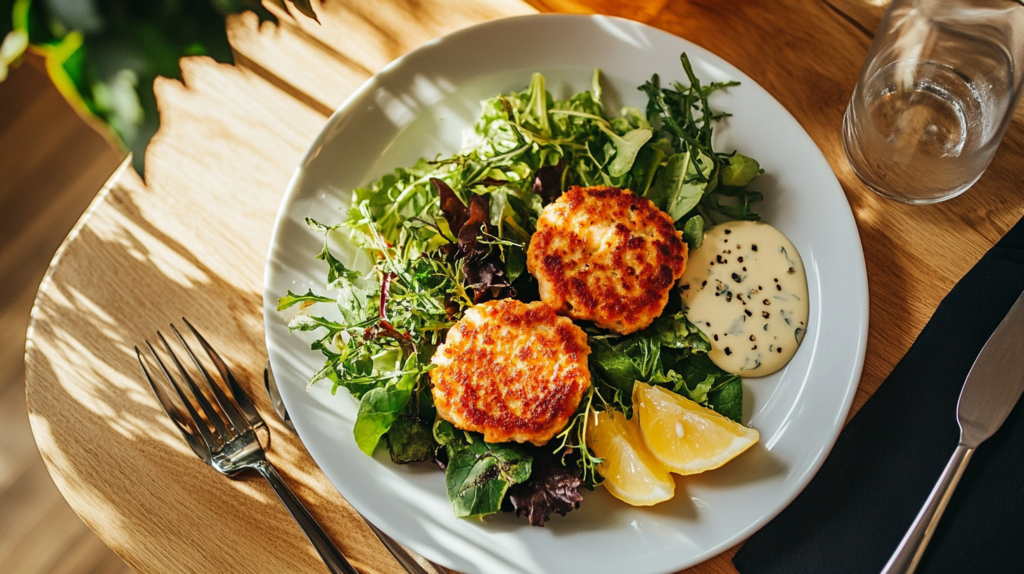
263;14;868;574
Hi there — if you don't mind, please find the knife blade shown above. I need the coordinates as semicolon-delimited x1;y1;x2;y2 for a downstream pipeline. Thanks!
956;288;1024;447
882;287;1024;574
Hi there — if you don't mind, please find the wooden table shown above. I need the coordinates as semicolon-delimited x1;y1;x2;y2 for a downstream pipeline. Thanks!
23;0;1024;572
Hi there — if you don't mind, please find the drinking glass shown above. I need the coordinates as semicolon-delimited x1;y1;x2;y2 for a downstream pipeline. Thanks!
843;0;1024;204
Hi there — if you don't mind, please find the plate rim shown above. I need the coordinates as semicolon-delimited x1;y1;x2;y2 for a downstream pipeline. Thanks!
263;12;869;574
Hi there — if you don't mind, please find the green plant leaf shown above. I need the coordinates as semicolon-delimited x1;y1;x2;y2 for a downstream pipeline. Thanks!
352;357;419;455
287;314;343;333
505;244;526;283
647;312;711;353
685;373;715;404
445;437;532;518
630;142;666;197
706;375;743;422
589;341;642;404
718;153;763;188
599;124;652;177
284;0;320;22
646;150;687;213
649;149;716;221
277;289;334;311
385;417;434;463
682;215;704;249
385;382;436;463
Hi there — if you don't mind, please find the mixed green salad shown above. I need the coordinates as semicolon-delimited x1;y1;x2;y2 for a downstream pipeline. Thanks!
278;54;765;526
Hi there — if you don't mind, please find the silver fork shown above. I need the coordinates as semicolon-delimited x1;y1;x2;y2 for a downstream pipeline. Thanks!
136;319;357;574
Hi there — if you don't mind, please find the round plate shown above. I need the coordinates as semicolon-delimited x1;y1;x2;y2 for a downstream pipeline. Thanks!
263;14;868;574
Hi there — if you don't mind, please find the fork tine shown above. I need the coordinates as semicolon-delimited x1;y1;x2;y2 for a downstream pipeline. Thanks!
170;323;252;435
182;317;266;433
137;346;211;463
146;339;221;453
157;330;231;442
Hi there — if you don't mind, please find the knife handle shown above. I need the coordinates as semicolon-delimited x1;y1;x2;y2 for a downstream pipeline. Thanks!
881;444;974;574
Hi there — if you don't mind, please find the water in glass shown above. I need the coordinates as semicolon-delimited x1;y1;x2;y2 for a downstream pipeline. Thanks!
843;0;1024;204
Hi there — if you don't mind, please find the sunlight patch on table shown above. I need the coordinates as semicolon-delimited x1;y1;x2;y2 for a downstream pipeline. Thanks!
92;207;210;290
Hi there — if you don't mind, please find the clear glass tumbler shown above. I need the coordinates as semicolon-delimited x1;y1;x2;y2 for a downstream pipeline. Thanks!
843;0;1024;204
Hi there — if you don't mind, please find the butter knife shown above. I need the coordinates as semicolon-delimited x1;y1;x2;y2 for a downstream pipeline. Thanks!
881;288;1024;574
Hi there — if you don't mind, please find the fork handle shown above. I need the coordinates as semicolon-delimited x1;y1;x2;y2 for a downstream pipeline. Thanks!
253;459;359;574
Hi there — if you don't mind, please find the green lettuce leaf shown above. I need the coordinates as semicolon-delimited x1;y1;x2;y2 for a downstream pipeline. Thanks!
384;382;436;464
352;356;420;456
707;375;743;422
434;421;533;518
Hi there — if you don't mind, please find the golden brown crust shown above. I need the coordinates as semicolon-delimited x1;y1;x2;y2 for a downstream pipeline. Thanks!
429;300;591;446
526;186;688;334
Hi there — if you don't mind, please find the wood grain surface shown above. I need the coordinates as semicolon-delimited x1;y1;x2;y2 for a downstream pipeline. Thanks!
0;54;130;574
22;0;1024;573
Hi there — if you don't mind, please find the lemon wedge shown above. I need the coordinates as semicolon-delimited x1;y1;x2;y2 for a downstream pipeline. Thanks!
585;409;675;506
633;381;759;475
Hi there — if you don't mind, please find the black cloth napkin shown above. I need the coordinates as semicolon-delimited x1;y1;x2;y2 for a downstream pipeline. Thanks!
733;216;1024;574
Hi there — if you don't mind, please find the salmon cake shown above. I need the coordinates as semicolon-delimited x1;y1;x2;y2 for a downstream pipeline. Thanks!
430;299;591;446
527;186;688;334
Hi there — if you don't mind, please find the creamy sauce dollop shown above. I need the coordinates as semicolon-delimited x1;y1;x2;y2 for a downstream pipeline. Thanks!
679;220;808;377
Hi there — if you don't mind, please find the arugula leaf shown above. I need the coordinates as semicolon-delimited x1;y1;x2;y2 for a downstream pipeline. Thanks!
682;215;704;249
647;312;711;353
648;149;716;222
599;124;653;177
335;281;373;325
590;68;603;108
277;289;335;311
352;356;420;456
718;153;763;188
524;72;552;138
287;314;344;333
303;217;377;328
645;150;685;211
630;142;667;197
684;373;716;404
702;187;764;222
671;354;744;422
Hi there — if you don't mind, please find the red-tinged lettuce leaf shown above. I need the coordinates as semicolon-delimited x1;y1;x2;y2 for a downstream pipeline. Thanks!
463;250;512;303
532;160;565;206
506;448;584;526
363;319;415;359
431;178;512;303
379;271;395;319
432;178;469;236
457;194;491;257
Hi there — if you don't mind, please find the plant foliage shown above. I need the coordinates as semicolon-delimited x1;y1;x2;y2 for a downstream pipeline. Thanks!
0;0;319;175
278;54;765;525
